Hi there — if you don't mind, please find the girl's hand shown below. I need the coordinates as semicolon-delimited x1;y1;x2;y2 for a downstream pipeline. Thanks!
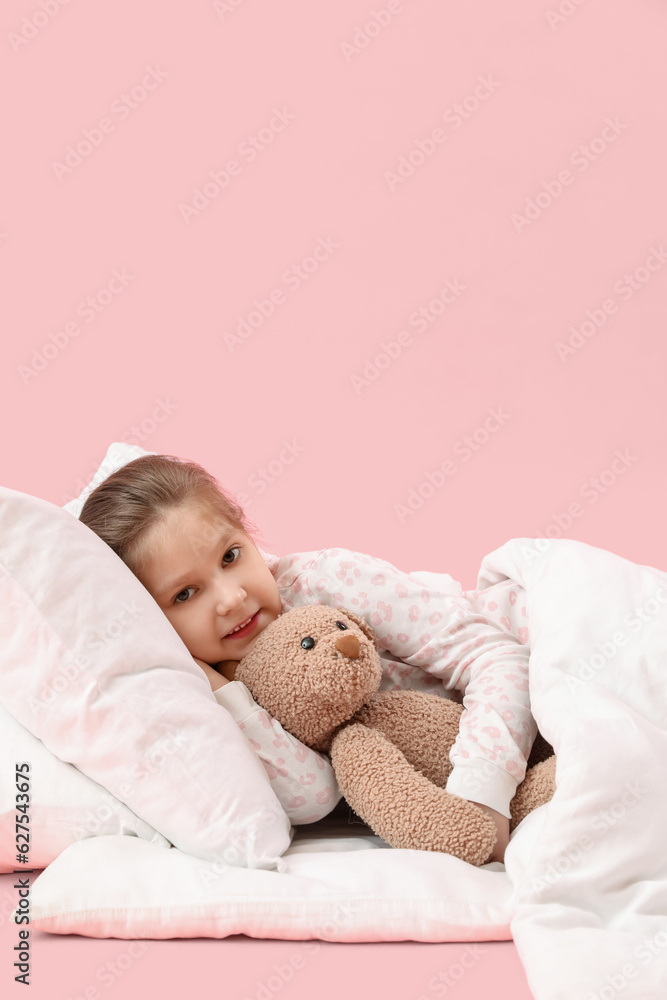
469;801;510;864
192;656;230;692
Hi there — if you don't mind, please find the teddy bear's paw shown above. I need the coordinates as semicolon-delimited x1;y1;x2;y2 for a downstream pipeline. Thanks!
509;756;557;832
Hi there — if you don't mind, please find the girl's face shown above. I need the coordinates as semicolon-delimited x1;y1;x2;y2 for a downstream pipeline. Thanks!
138;503;283;669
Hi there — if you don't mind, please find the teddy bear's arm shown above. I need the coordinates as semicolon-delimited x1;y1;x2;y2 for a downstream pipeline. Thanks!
353;691;556;835
330;722;497;867
352;690;463;789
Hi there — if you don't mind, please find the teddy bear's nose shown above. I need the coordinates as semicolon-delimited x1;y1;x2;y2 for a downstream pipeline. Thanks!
335;633;360;659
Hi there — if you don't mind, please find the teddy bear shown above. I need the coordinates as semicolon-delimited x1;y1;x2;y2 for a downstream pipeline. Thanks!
234;603;556;867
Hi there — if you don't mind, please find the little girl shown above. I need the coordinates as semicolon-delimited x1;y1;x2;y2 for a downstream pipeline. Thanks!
78;451;537;865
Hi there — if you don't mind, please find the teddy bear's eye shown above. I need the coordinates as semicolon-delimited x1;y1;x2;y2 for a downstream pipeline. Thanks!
301;636;315;649
335;621;348;630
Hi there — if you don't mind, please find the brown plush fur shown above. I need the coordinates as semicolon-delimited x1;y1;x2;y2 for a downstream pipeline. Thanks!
235;604;556;866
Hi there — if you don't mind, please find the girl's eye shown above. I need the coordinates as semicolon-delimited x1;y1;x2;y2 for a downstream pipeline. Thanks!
173;546;241;604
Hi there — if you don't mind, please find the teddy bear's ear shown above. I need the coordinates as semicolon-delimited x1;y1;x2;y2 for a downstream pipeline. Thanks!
334;606;379;649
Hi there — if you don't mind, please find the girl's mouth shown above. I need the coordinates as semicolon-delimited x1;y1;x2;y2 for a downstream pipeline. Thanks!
224;610;260;640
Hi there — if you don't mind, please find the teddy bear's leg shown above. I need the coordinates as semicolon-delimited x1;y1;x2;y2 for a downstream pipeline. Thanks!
330;721;498;867
352;690;463;788
509;756;556;832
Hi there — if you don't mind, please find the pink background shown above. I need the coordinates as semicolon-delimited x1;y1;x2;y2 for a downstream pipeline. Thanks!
2;1;666;997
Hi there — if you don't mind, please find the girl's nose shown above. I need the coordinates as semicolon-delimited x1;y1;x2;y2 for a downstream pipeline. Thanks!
215;583;245;612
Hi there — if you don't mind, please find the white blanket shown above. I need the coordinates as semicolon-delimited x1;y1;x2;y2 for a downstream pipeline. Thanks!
14;537;667;997
480;536;667;998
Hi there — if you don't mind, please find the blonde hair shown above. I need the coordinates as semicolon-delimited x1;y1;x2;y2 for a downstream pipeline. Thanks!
78;453;262;583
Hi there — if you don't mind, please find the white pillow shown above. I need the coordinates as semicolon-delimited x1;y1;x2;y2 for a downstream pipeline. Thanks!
0;484;292;869
13;823;513;941
0;442;170;873
0;702;170;873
